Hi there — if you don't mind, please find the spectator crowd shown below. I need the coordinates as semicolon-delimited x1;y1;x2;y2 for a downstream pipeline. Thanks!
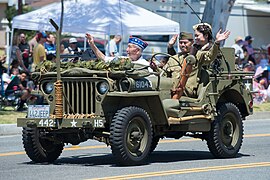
231;35;270;104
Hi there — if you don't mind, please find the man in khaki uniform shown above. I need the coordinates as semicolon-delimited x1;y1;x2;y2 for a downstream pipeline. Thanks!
163;32;195;97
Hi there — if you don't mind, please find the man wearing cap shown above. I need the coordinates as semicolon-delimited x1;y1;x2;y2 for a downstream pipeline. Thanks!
243;35;254;58
63;37;82;55
32;32;47;71
85;33;149;67
167;32;194;56
232;36;244;66
163;32;194;79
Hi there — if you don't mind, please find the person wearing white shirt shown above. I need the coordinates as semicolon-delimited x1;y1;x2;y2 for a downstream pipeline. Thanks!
232;36;244;60
105;35;122;57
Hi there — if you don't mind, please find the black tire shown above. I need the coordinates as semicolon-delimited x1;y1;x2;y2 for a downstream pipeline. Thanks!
206;103;243;158
22;127;64;163
109;106;153;166
150;136;160;153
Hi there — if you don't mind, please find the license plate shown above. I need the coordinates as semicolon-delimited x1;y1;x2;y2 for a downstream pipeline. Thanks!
28;105;50;119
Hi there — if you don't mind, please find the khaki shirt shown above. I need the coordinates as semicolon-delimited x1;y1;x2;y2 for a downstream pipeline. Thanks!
164;42;219;98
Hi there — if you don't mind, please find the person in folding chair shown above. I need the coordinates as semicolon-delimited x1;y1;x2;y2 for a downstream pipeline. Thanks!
5;72;31;111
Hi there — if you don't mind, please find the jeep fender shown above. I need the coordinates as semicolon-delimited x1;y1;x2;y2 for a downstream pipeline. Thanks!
102;92;168;126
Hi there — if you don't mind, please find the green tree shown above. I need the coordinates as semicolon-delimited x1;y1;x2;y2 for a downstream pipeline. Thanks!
5;5;32;29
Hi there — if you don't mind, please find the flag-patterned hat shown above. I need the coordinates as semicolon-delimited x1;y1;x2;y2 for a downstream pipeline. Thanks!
128;36;148;50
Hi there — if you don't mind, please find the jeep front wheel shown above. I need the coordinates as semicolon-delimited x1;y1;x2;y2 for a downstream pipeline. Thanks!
109;106;153;165
22;127;64;163
206;103;243;158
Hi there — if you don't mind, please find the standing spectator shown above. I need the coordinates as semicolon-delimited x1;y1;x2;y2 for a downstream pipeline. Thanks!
243;35;255;63
32;32;47;71
232;36;244;66
10;35;29;73
44;33;56;61
244;35;254;56
105;35;122;57
18;33;31;71
28;32;39;58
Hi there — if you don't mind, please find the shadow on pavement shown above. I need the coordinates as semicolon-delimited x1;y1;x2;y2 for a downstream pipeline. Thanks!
20;150;250;167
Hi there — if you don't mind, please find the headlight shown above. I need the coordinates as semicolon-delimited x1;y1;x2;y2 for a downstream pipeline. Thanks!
44;82;54;94
97;81;109;95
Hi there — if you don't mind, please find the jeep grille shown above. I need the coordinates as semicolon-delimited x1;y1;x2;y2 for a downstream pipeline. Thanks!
63;81;96;114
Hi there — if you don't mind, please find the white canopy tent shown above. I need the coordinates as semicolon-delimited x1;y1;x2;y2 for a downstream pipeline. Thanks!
12;0;180;35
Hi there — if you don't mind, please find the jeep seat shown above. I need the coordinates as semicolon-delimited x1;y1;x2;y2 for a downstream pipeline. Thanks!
162;69;211;117
179;68;210;103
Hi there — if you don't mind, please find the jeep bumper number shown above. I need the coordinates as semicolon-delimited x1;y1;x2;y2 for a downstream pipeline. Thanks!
18;105;105;128
17;118;106;128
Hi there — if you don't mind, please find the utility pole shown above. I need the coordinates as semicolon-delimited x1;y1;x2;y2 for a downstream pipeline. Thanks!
18;0;23;15
202;0;236;44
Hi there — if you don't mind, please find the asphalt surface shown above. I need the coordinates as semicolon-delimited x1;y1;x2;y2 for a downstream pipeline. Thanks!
0;112;269;136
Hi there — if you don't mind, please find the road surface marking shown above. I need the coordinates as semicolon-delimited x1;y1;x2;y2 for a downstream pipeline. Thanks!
0;133;270;157
89;162;270;180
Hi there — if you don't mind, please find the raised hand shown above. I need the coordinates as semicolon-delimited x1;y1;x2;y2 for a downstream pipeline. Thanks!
85;33;94;45
215;29;230;43
168;34;178;48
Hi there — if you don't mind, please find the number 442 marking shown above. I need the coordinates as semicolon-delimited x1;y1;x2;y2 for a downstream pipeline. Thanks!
38;119;55;127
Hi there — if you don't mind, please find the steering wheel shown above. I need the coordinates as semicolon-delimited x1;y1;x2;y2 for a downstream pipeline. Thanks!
149;52;182;70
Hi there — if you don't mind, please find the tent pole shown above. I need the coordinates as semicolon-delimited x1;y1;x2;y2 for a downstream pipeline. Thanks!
84;36;86;51
7;28;14;74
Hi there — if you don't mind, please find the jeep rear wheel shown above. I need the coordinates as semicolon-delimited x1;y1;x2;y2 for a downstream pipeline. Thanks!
109;106;153;166
206;103;243;158
22;127;64;163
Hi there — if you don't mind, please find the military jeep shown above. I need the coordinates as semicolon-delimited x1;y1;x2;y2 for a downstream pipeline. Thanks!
17;47;253;166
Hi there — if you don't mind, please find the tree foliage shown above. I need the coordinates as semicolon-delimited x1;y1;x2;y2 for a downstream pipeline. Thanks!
5;5;32;29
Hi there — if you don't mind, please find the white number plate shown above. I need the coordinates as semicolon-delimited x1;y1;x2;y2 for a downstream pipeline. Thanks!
28;105;50;119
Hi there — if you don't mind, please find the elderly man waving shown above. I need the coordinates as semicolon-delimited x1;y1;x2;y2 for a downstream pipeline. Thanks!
85;33;149;67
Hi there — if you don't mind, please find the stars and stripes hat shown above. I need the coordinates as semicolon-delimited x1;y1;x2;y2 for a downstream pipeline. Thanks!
128;36;148;50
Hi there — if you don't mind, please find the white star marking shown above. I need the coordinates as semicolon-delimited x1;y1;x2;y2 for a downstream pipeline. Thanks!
245;82;251;90
71;119;77;127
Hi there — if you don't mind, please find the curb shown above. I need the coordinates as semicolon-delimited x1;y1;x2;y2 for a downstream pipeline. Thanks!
246;111;270;120
0;112;269;136
0;124;22;136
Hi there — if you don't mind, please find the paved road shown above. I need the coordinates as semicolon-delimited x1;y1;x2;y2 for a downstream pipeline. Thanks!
1;118;270;180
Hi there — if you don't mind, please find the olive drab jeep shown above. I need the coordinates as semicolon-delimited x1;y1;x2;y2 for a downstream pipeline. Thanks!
17;21;253;166
17;48;253;165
